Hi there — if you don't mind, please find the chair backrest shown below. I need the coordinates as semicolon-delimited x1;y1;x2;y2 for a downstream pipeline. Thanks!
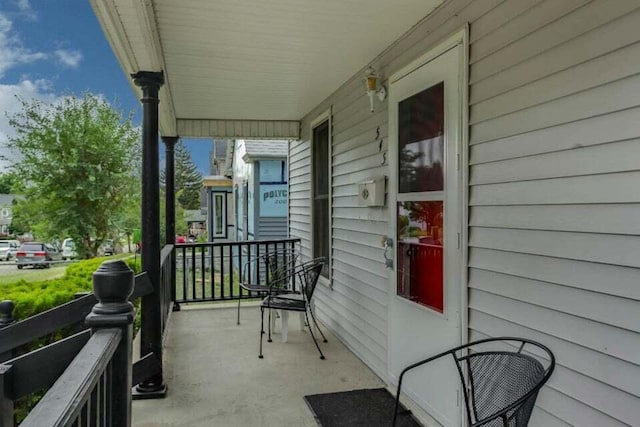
265;249;299;288
298;258;324;302
454;338;554;427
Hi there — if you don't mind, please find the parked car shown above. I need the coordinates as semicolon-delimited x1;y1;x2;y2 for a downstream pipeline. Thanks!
61;238;78;260
7;240;20;259
102;239;115;256
0;240;12;261
15;242;62;269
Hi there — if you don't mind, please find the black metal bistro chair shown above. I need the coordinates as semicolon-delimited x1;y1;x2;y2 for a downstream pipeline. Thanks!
237;248;299;325
393;337;555;427
259;258;328;360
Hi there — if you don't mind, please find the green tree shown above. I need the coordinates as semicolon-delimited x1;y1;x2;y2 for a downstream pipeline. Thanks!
161;141;202;210
159;188;189;242
112;177;142;252
0;172;19;194
7;94;140;257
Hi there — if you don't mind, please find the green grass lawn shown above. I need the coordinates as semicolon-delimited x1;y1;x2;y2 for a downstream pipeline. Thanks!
0;253;132;286
175;268;244;301
0;265;68;285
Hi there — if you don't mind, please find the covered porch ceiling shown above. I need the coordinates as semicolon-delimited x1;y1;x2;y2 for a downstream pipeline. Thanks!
91;0;445;139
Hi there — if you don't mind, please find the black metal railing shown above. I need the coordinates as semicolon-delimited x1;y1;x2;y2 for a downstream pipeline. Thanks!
0;274;152;364
20;329;124;426
0;262;153;426
175;238;300;304
18;260;136;426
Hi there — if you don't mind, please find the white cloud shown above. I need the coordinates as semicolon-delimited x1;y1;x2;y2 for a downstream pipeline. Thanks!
0;79;60;170
16;0;32;12
14;0;36;21
0;12;46;78
54;49;82;68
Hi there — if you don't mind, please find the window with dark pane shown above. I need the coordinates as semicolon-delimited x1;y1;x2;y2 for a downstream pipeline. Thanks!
398;82;444;193
215;194;224;235
312;120;330;278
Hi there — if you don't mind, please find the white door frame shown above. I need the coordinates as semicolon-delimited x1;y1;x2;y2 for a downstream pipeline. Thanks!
387;26;469;424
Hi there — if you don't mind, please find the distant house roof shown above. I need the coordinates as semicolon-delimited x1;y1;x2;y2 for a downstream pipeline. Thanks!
242;140;288;162
202;175;233;187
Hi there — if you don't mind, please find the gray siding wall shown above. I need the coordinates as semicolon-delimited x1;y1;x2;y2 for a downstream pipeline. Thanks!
257;217;288;240
289;0;640;424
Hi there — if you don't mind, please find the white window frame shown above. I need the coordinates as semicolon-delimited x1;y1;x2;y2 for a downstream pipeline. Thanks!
310;107;333;287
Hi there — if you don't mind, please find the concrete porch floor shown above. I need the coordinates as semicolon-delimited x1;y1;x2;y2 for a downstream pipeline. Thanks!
133;303;386;427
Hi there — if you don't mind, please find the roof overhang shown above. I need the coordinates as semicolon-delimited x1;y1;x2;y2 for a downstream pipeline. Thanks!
91;0;445;139
202;176;233;187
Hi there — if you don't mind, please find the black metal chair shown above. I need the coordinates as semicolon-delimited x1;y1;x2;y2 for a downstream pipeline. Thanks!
393;337;555;427
237;248;299;325
259;258;328;360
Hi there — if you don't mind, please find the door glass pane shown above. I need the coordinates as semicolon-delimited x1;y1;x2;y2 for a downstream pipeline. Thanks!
397;201;444;312
398;82;444;193
215;194;223;235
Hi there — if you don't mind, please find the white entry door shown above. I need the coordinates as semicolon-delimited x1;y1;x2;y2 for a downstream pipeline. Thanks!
388;40;464;426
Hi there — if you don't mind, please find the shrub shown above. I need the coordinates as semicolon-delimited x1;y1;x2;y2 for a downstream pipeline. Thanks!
2;255;138;322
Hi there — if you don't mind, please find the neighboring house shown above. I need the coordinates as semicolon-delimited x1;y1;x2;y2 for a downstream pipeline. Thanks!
0;194;17;237
230;140;288;242
209;139;228;175
95;1;640;424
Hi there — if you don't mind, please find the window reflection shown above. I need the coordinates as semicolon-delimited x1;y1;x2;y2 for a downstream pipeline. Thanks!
397;201;444;313
398;82;444;193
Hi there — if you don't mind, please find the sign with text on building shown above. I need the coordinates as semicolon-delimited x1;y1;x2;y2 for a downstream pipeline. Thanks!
260;184;287;217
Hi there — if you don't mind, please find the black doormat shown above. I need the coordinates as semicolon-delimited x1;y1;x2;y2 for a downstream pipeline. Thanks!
304;388;422;427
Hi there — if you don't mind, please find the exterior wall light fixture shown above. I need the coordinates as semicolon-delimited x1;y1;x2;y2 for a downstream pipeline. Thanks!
365;67;387;113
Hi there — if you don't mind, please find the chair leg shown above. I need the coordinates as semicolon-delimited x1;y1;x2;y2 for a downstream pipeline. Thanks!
268;307;273;342
259;306;264;359
305;308;325;360
309;305;328;343
237;297;241;325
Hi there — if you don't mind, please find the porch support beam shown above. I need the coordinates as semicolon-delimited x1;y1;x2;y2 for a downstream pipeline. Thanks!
132;70;167;398
177;118;300;139
162;136;180;312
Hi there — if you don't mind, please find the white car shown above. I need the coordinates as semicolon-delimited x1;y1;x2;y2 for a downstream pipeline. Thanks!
0;240;11;261
61;238;78;260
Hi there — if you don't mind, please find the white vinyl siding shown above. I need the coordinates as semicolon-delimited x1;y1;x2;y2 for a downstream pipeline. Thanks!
468;0;640;425
290;0;640;424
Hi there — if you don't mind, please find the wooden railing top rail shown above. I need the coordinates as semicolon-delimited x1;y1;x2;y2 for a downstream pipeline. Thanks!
0;272;152;355
1;330;91;400
20;328;121;427
176;238;301;248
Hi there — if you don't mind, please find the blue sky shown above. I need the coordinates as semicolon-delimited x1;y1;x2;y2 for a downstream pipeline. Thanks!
0;0;211;174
